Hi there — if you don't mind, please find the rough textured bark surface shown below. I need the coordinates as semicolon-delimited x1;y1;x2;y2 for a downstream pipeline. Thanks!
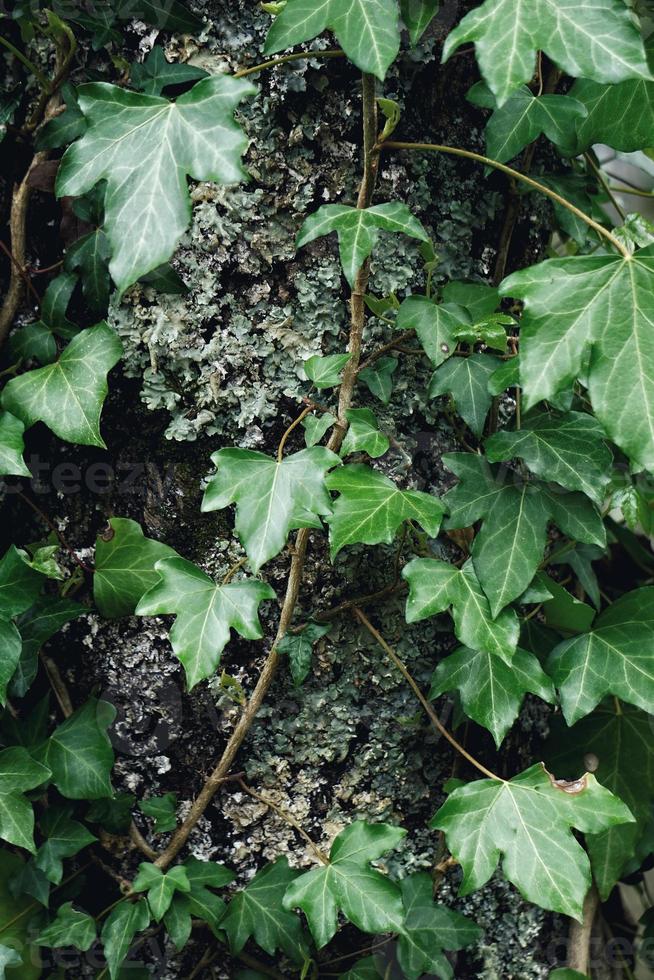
2;1;568;976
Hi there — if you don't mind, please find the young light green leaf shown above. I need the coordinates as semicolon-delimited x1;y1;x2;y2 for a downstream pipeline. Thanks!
452;313;514;353
94;517;178;618
283;821;406;949
131;47;208;96
56;76;257;291
395;295;468;367
0;546;45;619
0;747;50;853
469;82;587;162
442;453;606;616
548;703;654;899
2;322;122;448
397;872;481;980
400;0;440;44
35;806;96;884
133;863;190;921
485;410;612;505
100;898;151;980
304;353;351;389
429;353;501;436
402;558;519;663
325;464;444;557
136;556;275;688
35;902;96;951
202;446;340;572
358;356;397;404
548;587;654;723
222;857;310;962
296;203;430;287
340;409;389;459
37;698;115;799
139;793;177;833
264;0;400;80
11;596;84;699
443;0;651;106
278;621;331;687
432;762;633;918
430;646;555;747
0;413;30;478
501;247;654;472
303;412;336;447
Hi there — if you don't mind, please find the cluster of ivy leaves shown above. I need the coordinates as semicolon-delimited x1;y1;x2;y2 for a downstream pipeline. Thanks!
2;0;654;976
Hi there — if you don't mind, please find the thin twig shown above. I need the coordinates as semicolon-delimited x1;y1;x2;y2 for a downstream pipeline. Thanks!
236;779;330;864
40;652;74;717
152;71;380;873
357;329;416;374
0;239;41;305
353;606;503;781
16;490;94;573
234;48;345;78
380;141;631;260
584;151;626;221
277;405;312;462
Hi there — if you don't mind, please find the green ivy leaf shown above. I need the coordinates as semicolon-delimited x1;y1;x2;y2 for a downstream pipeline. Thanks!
165;856;234;941
222;857;310;962
0;852;41;978
443;0;651;106
304;353;351;389
264;0;400;80
56;76;256;291
303;412;336;447
325;464;444;557
138;793;177;833
0;947;21;978
548;703;654;899
432;762;633;918
131;47;208;96
548;588;654;723
37;698;116;799
452;313;514;353
34;271;78;339
86;794;135;835
395;295;467;367
100;898;151;980
340;409;389;458
569;69;654;154
501;247;654;472
283;821;406;949
540;573;596;635
278;621;331;686
339;959;383;980
64;229;111;318
358;356;397;404
468;82;587;162
35;901;96;951
202;447;340;572
35;805;96;884
133;863;190;922
0;546;46;619
0;621;23;708
399;0;440;44
136;556;275;688
442;453;606;615
441;281;500;319
36;83;85;150
0;413;30;478
2;322;122;448
0;747;50;853
94;517;178;618
429;353;501;436
485;411;612;506
296;204;429;287
488;356;519;395
430;645;555;747
397;871;481;979
402;558;519;663
11;596;84;699
8;321;57;366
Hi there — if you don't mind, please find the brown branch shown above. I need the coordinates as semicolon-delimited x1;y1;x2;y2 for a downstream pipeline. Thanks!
353;606;503;782
153;73;380;872
357;328;417;375
566;883;599;975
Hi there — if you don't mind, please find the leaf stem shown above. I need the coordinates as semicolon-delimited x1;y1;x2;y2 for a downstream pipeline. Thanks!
378;141;632;261
584;151;626;221
0;34;50;90
277;405;312;462
235;778;330;864
353;606;503;782
234;49;345;78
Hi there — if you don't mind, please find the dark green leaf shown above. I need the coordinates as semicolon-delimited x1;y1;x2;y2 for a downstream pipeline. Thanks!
37;698;116;799
278;622;331;686
94;517;178;618
35;902;96;951
429;353;501;436
131;47;208;96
